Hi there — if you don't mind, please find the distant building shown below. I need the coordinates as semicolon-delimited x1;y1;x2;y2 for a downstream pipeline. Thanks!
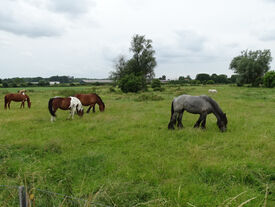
49;81;60;85
30;82;39;85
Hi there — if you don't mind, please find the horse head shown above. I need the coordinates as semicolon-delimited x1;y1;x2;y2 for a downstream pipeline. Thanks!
96;95;105;112
76;104;84;117
25;95;31;108
217;113;227;132
99;103;105;112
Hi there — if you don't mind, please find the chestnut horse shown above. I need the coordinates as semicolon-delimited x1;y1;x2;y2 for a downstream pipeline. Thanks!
4;93;31;109
74;93;105;113
48;96;84;122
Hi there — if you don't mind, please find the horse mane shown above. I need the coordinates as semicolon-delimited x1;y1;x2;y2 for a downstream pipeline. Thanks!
94;93;105;108
201;95;224;116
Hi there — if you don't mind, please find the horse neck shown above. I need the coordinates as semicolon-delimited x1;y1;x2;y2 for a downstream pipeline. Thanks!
95;95;104;106
205;97;223;121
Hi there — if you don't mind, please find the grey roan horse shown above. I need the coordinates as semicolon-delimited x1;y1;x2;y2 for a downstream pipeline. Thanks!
168;95;227;132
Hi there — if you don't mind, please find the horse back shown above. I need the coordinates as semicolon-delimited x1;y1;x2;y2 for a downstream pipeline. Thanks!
174;95;213;114
75;94;97;106
53;97;70;110
5;93;26;102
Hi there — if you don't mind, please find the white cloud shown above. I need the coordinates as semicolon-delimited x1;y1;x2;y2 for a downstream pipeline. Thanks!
0;0;275;79
0;0;68;37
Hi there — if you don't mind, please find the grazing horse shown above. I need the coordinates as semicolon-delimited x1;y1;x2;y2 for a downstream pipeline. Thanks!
48;96;84;122
4;93;31;109
74;93;105;113
208;89;218;93
168;95;227;132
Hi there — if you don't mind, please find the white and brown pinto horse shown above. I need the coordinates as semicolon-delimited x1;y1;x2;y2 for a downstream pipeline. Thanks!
4;93;31;109
48;96;84;122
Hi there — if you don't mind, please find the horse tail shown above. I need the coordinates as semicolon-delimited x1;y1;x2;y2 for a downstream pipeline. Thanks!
170;100;174;119
48;98;56;117
4;95;7;109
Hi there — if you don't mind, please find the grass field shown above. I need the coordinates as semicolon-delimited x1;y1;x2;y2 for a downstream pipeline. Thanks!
0;85;274;207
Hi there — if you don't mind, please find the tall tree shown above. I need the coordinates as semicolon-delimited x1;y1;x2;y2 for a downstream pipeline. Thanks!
111;35;157;92
130;35;156;79
230;50;272;86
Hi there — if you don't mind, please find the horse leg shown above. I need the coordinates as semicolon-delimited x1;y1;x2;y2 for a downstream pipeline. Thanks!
20;101;24;108
201;114;207;129
177;110;184;128
194;114;204;128
68;108;75;119
51;107;57;122
8;101;11;109
86;106;91;113
168;112;178;130
87;104;95;113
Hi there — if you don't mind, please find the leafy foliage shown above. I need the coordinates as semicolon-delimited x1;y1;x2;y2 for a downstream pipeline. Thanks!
263;70;275;88
230;50;272;86
111;35;157;92
118;74;143;93
151;79;161;88
196;73;211;83
206;80;215;84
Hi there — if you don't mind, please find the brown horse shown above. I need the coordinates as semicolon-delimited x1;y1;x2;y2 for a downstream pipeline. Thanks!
74;93;105;113
4;93;31;109
48;96;84;122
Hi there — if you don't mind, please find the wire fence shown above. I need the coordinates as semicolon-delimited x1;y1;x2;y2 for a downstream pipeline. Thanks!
0;185;112;207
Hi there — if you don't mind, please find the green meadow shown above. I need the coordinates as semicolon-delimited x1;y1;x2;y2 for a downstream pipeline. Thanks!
0;85;274;207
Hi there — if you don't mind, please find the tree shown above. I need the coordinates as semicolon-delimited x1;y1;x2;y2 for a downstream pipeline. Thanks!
230;50;272;86
111;35;157;92
216;74;228;83
211;74;218;83
230;75;238;83
263;71;275;88
159;75;166;80
196;73;210;83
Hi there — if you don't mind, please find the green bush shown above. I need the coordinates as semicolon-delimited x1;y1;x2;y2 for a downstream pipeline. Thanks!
118;74;143;93
206;80;215;84
109;87;116;93
263;71;275;88
151;79;161;89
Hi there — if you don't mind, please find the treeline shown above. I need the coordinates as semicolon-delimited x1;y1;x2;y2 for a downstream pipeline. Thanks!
0;76;103;88
165;73;238;85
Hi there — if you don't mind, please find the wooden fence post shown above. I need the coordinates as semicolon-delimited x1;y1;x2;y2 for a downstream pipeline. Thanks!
18;186;28;207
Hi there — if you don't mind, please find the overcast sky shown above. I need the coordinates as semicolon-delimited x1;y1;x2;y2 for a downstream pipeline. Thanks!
0;0;275;79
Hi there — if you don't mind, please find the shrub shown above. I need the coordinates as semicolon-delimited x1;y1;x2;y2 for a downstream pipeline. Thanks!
109;87;116;93
151;79;161;89
206;80;215;84
118;74;143;93
263;71;275;88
